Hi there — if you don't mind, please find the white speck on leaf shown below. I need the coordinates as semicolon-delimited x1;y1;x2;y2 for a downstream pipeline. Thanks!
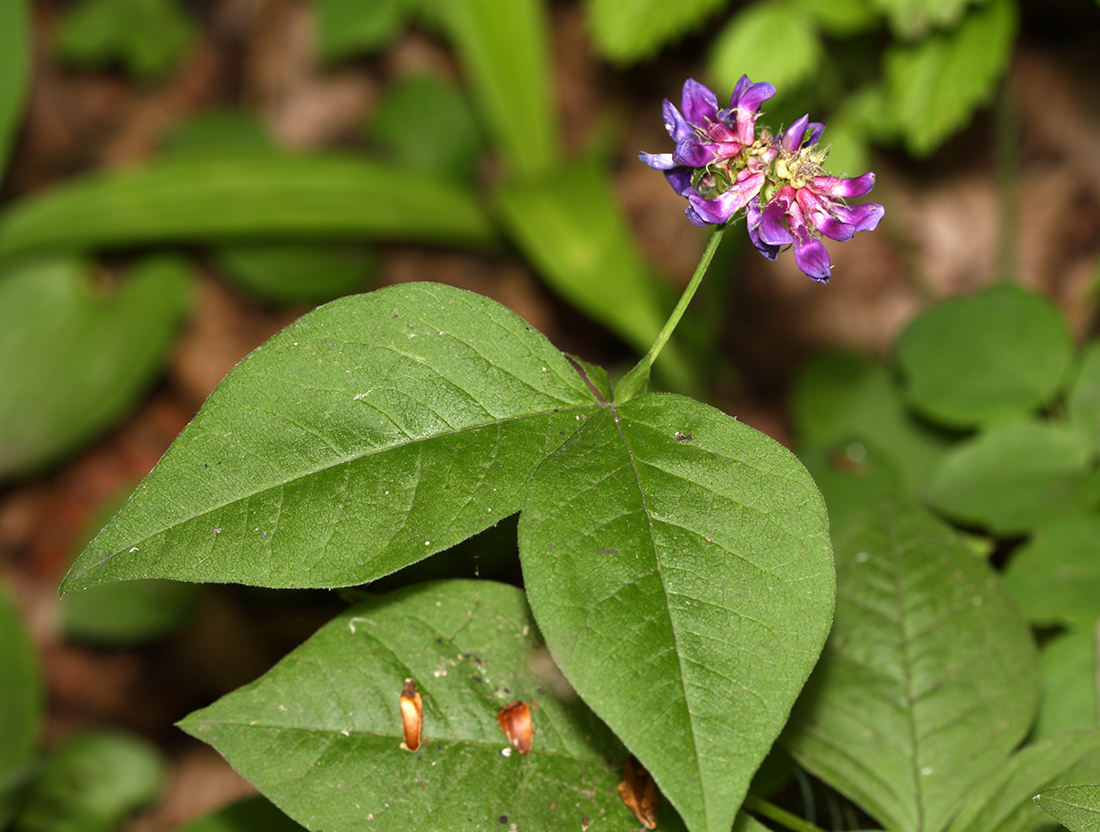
501;747;512;757
855;552;870;563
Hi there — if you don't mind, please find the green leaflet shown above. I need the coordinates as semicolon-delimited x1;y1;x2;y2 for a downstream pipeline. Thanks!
710;0;824;98
1069;339;1100;453
895;283;1073;428
924;422;1100;536
0;155;494;264
1035;785;1100;832
179;581;665;832
948;732;1100;832
586;0;728;63
172;797;307;832
63;283;597;592
0;581;40;828
1004;516;1100;627
0;0;30;179
0;256;194;482
519;394;834;832
784;497;1039;832
440;0;559;178
1032;630;1099;741
883;0;1017;156
870;0;987;38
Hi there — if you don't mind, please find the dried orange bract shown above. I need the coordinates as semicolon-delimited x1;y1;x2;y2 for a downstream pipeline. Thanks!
399;678;423;752
618;755;658;829
497;700;533;756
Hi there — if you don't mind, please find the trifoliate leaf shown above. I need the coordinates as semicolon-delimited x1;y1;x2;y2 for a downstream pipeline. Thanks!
586;0;728;63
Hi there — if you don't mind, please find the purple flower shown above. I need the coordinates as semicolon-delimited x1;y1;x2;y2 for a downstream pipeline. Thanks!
747;116;884;283
640;76;774;225
640;79;884;283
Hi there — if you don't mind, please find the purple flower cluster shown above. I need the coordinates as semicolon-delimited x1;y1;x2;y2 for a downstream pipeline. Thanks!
641;77;884;283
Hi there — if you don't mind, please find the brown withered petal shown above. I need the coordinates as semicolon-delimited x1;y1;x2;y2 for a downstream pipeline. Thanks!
618;755;658;829
399;678;423;752
497;700;533;756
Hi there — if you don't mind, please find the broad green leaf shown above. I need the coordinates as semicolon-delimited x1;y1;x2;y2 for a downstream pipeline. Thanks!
494;160;684;378
924;422;1100;536
367;75;484;185
0;155;495;264
1004;516;1100;627
12;729;166;832
440;0;558;178
0;0;30;178
179;580;659;832
790;351;949;494
896;283;1074;428
883;0;1017;156
519;394;835;832
0;582;40;827
315;0;404;62
162;111;273;157
585;0;728;63
796;0;878;34
948;732;1100;832
1035;785;1100;832
0;256;193;481
1033;629;1099;741
783;497;1039;832
213;243;377;306
870;0;986;38
62;283;598;593
710;0;824;98
1069;340;1100;453
173;796;307;832
54;0;196;82
62;579;199;645
799;441;903;536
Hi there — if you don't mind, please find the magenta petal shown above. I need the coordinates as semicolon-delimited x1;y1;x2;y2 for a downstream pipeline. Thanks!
673;139;713;167
664;167;693;195
729;75;752;108
782;115;811;151
794;238;832;283
746;201;780;260
805;122;825;146
816;216;855;242
835;202;885;232
758;203;795;245
686;172;766;224
661;100;693;142
825;171;876;198
735;81;776;114
681;78;719;126
639;152;677;170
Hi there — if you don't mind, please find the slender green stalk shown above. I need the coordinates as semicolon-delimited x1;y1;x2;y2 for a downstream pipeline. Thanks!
744;794;829;832
644;225;726;368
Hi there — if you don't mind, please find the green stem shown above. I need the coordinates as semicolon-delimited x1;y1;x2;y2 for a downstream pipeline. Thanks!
644;225;726;368
743;794;829;832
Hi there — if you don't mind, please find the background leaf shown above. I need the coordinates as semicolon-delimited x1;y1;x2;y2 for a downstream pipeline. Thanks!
63;283;597;593
494;160;688;383
710;0;824;99
883;0;1017;156
180;580;662;832
314;0;405;62
0;582;40;828
895;283;1073;428
213;243;378;307
0;0;30;178
790;351;949;494
1004;516;1100;627
366;75;484;185
53;0;196;81
1032;630;1099;741
948;732;1100;832
62;580;199;646
519;394;835;832
870;0;988;38
586;0;728;63
924;423;1100;536
783;497;1039;832
12;730;166;832
173;796;307;832
0;155;495;265
0;256;193;482
440;0;559;178
1035;785;1100;832
1069;339;1100;453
